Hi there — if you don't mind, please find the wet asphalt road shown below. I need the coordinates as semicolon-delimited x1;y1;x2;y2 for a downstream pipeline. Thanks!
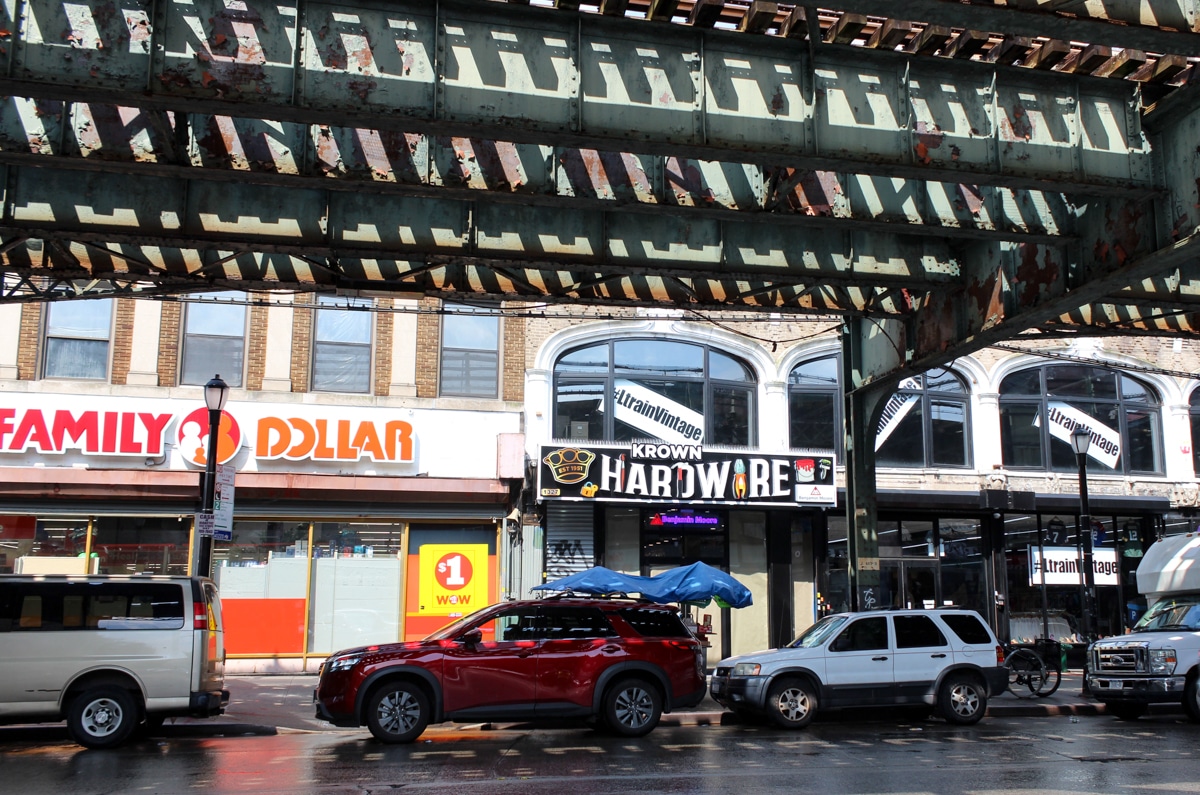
3;708;1199;795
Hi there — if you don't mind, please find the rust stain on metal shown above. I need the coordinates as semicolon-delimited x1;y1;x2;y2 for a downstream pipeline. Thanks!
666;158;715;206
1014;244;1060;305
770;87;786;115
347;79;377;101
913;121;943;165
956;184;984;216
965;266;1006;329
1003;103;1033;141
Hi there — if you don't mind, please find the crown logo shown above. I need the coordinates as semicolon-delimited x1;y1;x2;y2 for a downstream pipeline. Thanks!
543;447;596;484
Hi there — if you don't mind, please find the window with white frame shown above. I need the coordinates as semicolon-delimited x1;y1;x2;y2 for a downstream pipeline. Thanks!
43;299;114;380
181;292;247;387
312;296;373;393
440;304;500;398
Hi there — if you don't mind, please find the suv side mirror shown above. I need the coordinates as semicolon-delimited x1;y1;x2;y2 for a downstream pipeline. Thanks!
458;627;483;646
830;635;847;652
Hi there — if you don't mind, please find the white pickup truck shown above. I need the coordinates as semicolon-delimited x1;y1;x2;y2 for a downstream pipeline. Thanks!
1087;533;1200;721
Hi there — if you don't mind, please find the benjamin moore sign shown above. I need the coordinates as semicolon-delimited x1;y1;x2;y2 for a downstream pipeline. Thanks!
538;443;836;506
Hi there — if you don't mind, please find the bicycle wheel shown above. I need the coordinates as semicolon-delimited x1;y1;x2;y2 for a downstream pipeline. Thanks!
1005;648;1046;698
1034;660;1061;697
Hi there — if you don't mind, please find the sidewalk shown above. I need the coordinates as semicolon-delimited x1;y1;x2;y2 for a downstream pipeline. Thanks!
196;668;1173;734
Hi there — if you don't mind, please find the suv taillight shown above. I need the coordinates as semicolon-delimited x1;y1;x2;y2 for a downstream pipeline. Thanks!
995;645;1005;666
194;602;211;631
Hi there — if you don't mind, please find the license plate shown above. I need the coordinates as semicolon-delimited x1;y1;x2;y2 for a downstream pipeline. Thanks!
711;681;722;694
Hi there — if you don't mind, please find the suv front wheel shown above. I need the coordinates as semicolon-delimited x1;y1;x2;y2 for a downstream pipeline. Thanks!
765;677;818;729
603;678;662;737
366;681;431;743
939;674;987;725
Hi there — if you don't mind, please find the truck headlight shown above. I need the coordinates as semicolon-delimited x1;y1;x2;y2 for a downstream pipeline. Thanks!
1149;649;1176;675
733;663;761;676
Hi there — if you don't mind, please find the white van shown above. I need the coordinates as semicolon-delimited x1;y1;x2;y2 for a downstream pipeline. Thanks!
0;574;228;748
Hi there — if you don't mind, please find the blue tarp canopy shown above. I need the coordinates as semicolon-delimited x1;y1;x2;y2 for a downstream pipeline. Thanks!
532;562;753;609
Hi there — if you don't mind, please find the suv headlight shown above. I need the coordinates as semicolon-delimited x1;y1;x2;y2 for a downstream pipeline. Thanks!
732;663;761;676
325;653;363;673
1149;649;1177;675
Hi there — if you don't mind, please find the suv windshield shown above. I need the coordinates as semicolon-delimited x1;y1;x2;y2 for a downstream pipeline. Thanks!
787;614;848;648
1134;595;1200;632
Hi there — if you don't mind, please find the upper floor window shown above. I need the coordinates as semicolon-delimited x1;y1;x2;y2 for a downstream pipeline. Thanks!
999;364;1161;474
43;299;113;380
876;369;971;468
312;296;372;393
440;304;500;398
181;292;246;387
552;339;755;446
788;354;841;452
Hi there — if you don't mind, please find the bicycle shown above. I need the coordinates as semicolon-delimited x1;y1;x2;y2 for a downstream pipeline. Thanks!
1003;643;1062;698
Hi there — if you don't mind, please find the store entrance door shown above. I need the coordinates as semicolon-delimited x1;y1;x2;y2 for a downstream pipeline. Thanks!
878;559;939;610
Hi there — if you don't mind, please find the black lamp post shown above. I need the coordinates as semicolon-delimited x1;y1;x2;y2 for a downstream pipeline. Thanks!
196;374;229;578
1070;426;1096;641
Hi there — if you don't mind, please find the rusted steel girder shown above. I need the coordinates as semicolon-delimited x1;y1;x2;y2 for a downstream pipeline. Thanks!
0;0;1158;198
0;99;1078;245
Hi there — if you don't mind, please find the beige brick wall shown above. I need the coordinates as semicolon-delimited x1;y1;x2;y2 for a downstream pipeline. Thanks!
110;299;136;385
415;297;441;398
502;307;525;402
245;303;269;391
289;294;313;393
16;303;42;380
157;301;181;387
373;298;393;397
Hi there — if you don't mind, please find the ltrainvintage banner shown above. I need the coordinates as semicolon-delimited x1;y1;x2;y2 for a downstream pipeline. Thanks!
538;443;836;507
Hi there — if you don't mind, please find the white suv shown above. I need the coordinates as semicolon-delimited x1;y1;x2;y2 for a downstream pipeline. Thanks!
710;609;1008;728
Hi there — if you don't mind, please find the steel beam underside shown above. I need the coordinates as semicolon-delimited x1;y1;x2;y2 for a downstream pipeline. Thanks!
0;0;1157;196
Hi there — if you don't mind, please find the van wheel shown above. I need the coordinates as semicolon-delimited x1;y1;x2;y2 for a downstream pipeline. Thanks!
1184;673;1200;722
765;677;818;729
603;678;661;737
939;674;987;726
366;682;430;743
67;687;138;749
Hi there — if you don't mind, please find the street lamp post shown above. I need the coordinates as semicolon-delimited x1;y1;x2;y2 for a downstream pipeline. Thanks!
196;375;229;578
1070;426;1096;641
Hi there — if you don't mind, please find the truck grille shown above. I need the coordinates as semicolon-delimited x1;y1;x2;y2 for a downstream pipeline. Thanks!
1092;643;1147;674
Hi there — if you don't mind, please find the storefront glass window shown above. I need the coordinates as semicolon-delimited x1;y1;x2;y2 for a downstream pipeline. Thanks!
999;364;1162;474
552;339;757;446
822;515;850;615
91;516;190;575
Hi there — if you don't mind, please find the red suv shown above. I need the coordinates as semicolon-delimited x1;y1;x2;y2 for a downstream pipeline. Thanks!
314;597;706;742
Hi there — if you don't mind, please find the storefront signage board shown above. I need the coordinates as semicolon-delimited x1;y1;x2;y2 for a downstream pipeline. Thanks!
538;443;836;506
1040;402;1121;469
417;543;490;617
1028;546;1118;586
0;393;520;478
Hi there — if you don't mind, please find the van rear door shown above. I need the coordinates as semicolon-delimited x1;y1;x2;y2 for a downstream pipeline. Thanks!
193;579;225;694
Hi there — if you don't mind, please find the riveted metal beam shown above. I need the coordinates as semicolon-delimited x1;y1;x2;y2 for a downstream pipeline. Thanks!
0;0;1160;198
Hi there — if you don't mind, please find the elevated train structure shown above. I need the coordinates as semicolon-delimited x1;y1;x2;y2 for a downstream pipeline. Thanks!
2;0;1199;604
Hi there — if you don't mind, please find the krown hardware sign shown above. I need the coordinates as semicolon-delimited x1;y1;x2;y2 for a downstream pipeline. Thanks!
538;443;836;507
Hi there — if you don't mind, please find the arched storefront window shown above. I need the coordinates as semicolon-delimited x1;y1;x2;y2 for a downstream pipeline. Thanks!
552;339;756;446
875;369;971;468
999;364;1161;474
788;354;842;453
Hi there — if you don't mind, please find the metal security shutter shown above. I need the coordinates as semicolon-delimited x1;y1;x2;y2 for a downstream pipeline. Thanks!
544;502;595;581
